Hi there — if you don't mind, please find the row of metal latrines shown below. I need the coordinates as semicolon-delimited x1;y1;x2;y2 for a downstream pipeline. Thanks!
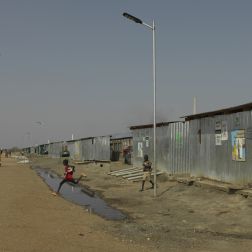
46;136;111;161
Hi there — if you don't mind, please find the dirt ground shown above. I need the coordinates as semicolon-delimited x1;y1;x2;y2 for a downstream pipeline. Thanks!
2;155;252;251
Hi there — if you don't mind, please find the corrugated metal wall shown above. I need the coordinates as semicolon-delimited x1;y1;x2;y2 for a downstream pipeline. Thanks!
30;147;35;154
110;138;133;161
67;141;75;159
81;138;94;160
131;122;190;174
47;136;110;161
80;136;110;161
166;122;190;174
37;144;48;155
189;110;252;185
74;140;82;160
48;141;64;158
94;136;110;161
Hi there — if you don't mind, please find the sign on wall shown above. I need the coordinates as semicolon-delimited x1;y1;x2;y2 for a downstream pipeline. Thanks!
215;120;228;145
137;142;143;158
215;134;222;146
215;121;222;145
231;130;246;161
221;121;228;141
144;136;149;147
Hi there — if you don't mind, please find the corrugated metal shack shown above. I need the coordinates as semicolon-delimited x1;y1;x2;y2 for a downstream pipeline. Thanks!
66;140;75;159
184;102;252;185
48;141;64;158
23;147;32;154
30;146;36;154
66;139;82;161
41;135;111;161
110;132;133;162
130;121;190;174
37;144;49;155
78;136;111;161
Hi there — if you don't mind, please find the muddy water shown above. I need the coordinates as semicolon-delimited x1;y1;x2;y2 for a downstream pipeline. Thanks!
33;166;126;221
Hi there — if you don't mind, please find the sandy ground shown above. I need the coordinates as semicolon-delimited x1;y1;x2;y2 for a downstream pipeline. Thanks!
2;155;252;251
0;156;152;252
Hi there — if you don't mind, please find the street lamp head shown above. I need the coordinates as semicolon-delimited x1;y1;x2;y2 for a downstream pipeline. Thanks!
123;12;142;24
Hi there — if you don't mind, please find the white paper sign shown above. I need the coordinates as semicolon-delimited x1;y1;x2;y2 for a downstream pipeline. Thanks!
137;142;143;157
221;121;228;141
215;134;222;146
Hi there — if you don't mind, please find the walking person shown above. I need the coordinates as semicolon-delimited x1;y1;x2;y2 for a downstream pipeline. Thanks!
52;159;86;196
139;154;154;192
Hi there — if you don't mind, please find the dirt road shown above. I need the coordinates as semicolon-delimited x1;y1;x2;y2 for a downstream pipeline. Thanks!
0;157;152;252
3;155;252;252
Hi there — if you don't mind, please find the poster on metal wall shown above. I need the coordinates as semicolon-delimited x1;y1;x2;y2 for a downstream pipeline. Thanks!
137;142;143;158
215;134;222;145
231;130;246;161
215;121;221;131
221;121;228;141
215;121;222;145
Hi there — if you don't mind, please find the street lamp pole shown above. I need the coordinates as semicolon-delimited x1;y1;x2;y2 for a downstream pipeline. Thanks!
123;13;157;197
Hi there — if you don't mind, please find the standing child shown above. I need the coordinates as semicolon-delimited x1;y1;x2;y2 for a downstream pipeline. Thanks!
139;154;154;192
52;159;86;195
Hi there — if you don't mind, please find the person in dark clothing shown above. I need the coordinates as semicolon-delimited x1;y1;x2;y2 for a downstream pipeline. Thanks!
139;154;154;192
52;159;86;195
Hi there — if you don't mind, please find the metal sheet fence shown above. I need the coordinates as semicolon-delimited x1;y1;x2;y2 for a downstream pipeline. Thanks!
67;141;75;159
80;137;110;161
81;138;95;160
48;141;64;158
93;136;110;161
189;110;252;184
80;136;110;161
132;122;190;174
74;140;82;160
47;136;110;161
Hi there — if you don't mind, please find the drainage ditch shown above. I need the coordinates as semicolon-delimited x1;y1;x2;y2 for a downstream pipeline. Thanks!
33;166;127;221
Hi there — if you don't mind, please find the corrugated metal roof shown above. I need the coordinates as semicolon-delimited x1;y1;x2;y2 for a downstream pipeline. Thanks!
129;121;183;130
110;132;132;140
66;135;111;143
182;102;252;121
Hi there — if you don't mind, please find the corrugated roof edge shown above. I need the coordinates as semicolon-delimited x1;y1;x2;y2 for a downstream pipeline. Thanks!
129;121;184;130
66;135;112;143
110;132;132;140
182;102;252;121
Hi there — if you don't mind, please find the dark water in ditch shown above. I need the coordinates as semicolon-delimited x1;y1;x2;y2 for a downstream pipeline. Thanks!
33;166;126;221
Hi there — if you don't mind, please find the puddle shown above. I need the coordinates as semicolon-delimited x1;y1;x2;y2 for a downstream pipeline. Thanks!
33;166;127;221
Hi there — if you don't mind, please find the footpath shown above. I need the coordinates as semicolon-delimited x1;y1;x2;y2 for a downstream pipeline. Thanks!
0;157;151;252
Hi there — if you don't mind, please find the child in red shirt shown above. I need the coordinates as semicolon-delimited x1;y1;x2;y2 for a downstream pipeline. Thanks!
53;159;86;195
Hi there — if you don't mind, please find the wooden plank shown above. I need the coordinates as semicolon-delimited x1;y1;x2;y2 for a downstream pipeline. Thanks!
127;175;143;180
110;168;140;175
115;169;142;177
109;168;141;176
127;171;163;180
108;167;139;175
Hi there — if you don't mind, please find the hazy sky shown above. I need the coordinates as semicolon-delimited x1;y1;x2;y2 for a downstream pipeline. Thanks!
1;0;252;148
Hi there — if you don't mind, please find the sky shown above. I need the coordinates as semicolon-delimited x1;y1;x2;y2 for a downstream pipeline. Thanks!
1;0;252;148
